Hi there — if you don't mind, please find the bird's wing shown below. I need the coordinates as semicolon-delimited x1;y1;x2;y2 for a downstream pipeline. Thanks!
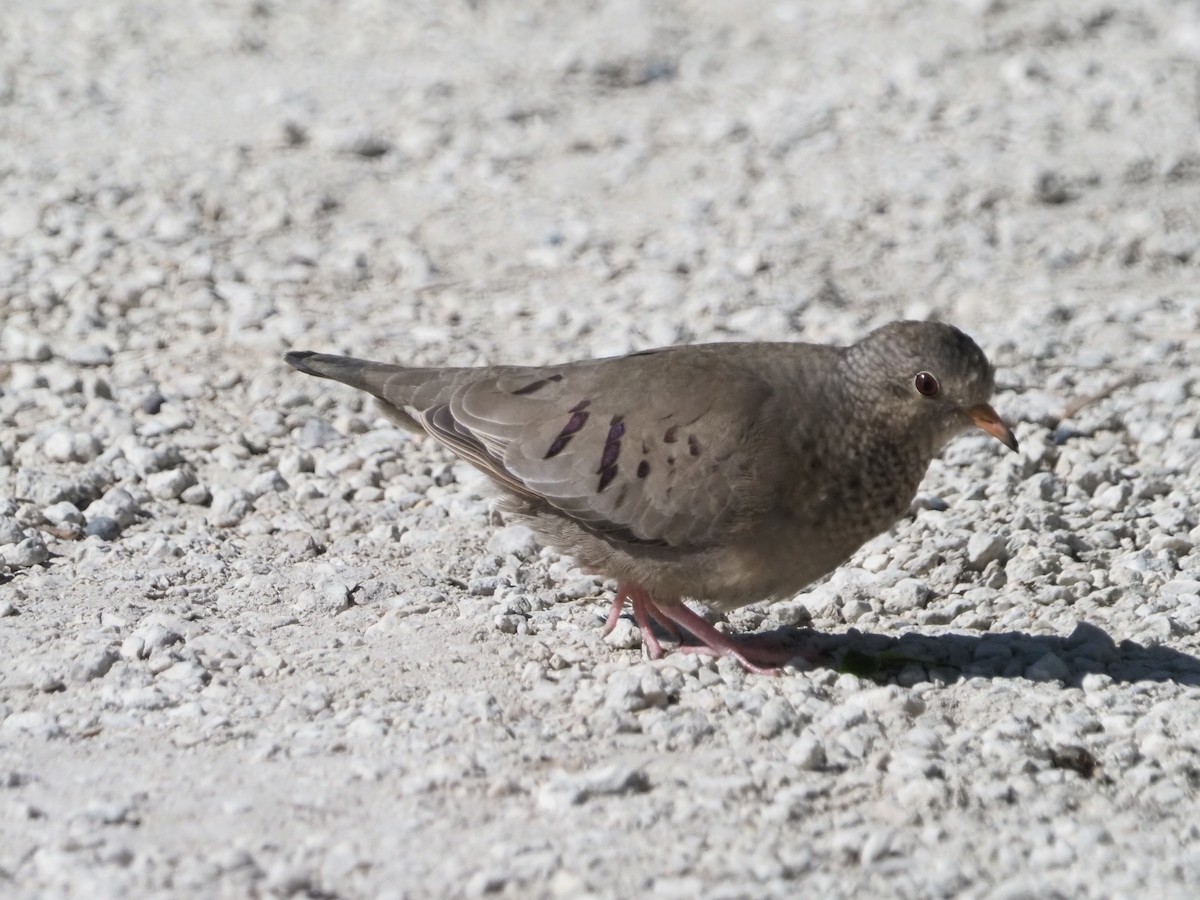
425;350;786;548
285;348;792;548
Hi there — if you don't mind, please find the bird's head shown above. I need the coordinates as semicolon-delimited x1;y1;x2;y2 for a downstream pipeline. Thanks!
845;320;1018;454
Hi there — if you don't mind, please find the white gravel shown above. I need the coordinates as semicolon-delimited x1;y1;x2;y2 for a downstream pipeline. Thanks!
3;0;1200;897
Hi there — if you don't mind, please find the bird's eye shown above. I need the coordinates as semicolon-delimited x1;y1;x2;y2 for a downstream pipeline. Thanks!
914;371;940;397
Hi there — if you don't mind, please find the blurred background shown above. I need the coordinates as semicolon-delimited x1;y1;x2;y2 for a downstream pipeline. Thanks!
4;0;1198;386
3;2;1200;896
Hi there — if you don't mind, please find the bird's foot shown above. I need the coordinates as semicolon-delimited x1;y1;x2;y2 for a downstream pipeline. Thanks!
658;603;803;674
606;583;804;674
672;638;805;675
603;583;680;658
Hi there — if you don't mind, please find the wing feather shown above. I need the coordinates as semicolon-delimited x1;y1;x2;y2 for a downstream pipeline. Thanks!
432;350;784;548
292;347;791;548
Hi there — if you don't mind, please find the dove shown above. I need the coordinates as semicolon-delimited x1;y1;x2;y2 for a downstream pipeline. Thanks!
284;320;1016;672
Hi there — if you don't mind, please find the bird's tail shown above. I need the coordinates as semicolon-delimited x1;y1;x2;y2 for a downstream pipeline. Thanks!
284;351;395;392
283;350;473;420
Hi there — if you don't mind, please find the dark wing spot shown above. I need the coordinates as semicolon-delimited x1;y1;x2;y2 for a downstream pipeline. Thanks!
663;425;678;443
561;410;589;437
598;440;620;471
614;485;629;507
597;464;618;492
570;399;591;413
637;460;650;478
512;378;547;395
508;376;559;398
544;407;593;459
687;434;702;457
667;456;675;465
544;435;571;458
597;416;624;472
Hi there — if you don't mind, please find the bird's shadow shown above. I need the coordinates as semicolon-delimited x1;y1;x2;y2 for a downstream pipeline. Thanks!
756;621;1200;687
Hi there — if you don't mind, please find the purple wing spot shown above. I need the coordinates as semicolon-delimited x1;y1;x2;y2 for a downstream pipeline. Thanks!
637;460;650;478
596;415;624;473
597;464;618;492
513;379;545;395
663;425;679;443
513;373;564;395
598;441;619;471
544;435;571;458
545;408;590;458
688;434;702;456
561;410;589;437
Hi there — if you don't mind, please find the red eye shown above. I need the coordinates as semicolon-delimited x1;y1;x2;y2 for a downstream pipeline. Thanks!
914;371;939;397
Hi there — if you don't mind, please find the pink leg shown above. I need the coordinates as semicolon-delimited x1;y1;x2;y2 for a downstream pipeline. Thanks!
603;583;680;658
647;601;802;674
601;584;662;657
602;586;628;636
628;586;665;659
602;584;801;673
638;591;681;642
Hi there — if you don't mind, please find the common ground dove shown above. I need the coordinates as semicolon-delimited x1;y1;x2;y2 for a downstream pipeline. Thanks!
285;321;1016;672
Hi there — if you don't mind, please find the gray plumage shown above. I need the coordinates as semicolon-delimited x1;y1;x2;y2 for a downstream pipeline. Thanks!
285;320;1016;670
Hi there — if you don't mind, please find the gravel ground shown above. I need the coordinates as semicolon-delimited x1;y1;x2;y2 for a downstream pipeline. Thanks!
3;1;1200;897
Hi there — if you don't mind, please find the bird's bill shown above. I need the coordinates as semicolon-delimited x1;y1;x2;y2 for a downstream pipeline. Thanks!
966;404;1019;452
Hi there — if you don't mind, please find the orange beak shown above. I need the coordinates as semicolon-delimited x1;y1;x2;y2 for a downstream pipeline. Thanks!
966;404;1019;452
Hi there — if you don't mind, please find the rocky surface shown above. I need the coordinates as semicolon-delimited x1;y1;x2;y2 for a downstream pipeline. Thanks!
2;0;1199;897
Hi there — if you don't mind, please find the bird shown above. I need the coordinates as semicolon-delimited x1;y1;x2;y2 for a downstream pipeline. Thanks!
284;320;1017;672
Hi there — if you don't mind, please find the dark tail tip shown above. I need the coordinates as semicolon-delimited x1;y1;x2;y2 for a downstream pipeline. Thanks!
284;351;325;377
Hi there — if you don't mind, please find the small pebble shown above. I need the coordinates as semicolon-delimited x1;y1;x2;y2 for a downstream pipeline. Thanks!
3;536;49;567
85;516;122;541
